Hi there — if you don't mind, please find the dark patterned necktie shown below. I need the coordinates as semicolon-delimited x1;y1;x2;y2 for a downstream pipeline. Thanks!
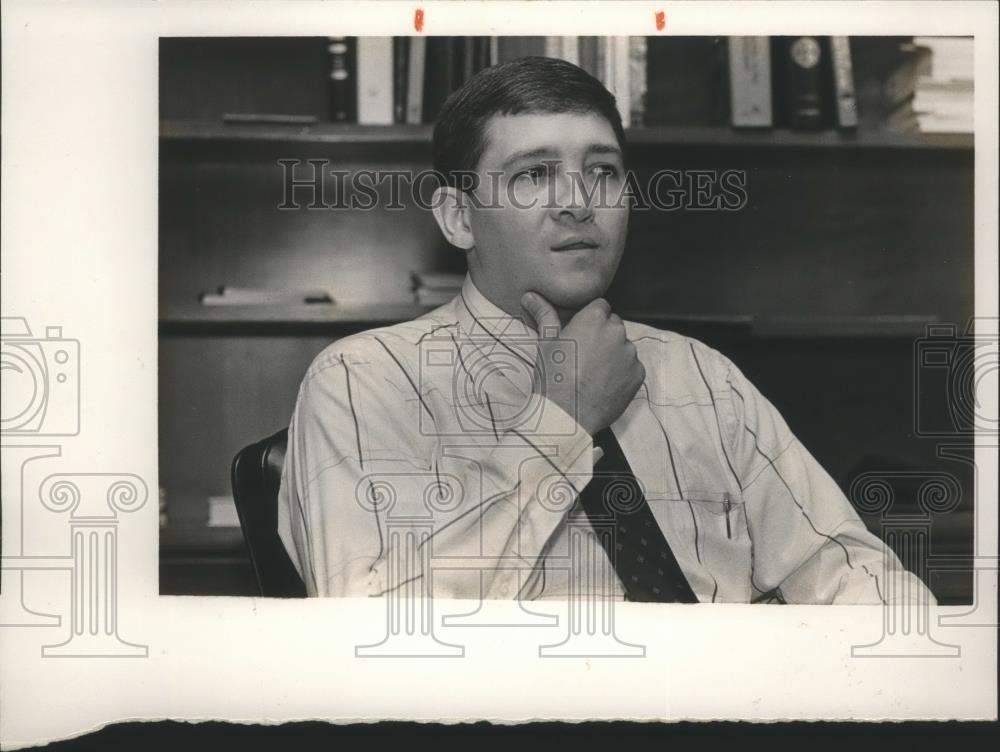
577;427;699;603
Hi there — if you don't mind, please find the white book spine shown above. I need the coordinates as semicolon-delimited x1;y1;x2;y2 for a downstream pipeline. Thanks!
628;36;647;128
830;36;858;128
728;36;773;127
406;36;427;124
357;37;394;125
560;37;580;66
612;37;631;128
601;37;615;93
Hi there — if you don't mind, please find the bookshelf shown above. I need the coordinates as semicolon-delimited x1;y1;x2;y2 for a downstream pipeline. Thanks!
158;36;975;601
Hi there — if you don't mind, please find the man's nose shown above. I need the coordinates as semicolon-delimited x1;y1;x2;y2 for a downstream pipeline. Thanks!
547;171;594;223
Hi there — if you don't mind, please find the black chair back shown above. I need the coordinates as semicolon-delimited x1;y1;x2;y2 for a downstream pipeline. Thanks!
230;428;307;597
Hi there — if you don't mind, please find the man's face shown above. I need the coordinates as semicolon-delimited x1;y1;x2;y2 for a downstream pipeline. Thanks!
463;111;629;319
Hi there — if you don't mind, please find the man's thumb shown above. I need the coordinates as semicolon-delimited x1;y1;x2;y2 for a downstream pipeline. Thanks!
520;291;561;339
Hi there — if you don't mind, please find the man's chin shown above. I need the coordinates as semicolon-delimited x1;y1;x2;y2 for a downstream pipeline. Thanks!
544;283;613;314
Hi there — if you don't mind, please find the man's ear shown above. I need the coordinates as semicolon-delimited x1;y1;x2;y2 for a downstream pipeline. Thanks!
430;186;475;251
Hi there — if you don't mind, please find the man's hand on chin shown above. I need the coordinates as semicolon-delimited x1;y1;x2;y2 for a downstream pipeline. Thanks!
520;291;645;439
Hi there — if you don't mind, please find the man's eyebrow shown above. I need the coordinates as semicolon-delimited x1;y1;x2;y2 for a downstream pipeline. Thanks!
584;144;624;161
498;143;624;171
499;147;558;171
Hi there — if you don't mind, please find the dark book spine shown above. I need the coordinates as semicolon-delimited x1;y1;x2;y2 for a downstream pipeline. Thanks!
644;36;730;127
474;36;491;72
775;36;829;129
579;36;600;78
462;36;476;83
423;37;448;122
445;36;459;94
327;36;356;122
393;36;409;124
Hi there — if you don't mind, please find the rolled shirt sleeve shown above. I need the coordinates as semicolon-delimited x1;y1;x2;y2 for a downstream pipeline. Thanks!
276;336;595;598
710;348;936;605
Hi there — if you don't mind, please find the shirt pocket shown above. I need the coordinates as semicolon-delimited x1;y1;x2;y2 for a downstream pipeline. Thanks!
669;492;754;603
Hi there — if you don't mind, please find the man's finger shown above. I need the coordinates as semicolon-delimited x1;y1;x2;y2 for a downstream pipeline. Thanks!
583;298;611;317
521;291;562;338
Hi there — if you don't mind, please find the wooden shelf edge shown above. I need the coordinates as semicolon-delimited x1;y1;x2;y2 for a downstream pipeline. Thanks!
159;310;943;338
160;119;974;152
161;119;435;145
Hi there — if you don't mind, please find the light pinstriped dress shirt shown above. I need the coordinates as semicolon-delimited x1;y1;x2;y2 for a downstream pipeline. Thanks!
277;275;933;604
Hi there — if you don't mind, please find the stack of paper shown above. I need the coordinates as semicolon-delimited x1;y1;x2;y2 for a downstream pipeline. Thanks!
207;495;241;528
411;272;464;306
912;37;973;134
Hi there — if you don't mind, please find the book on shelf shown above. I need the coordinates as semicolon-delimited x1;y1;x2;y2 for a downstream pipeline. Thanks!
423;37;457;124
545;36;580;67
229;35;968;140
326;36;356;123
405;36;427;124
462;37;477;82
829;36;859;129
581;37;636;128
850;37;928;133
644;37;729;127
911;36;973;134
883;100;920;133
422;37;495;122
628;36;648;128
728;37;773;128
199;286;335;306
496;37;547;64
773;36;831;130
357;37;394;125
578;36;600;79
392;36;409;124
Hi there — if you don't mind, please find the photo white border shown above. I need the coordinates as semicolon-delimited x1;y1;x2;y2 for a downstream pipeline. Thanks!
1;1;997;746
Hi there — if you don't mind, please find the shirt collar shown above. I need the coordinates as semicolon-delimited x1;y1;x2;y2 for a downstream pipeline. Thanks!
456;274;539;340
455;274;539;365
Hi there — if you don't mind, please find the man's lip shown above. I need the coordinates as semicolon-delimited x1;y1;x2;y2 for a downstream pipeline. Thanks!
551;239;600;251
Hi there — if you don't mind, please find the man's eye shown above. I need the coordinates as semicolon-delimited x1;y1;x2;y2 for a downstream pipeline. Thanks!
515;165;549;182
589;164;620;178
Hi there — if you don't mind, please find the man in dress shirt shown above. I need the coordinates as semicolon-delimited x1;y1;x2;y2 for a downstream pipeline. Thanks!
277;56;932;604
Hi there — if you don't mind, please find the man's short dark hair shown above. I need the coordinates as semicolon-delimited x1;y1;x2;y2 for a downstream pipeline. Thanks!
432;56;627;189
